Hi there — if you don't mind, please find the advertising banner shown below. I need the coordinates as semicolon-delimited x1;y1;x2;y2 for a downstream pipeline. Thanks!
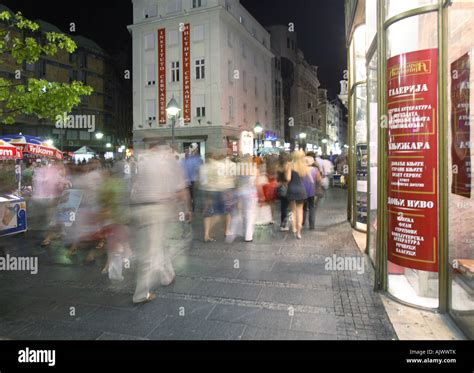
158;28;167;126
0;195;27;237
182;23;191;124
451;53;471;198
387;48;439;272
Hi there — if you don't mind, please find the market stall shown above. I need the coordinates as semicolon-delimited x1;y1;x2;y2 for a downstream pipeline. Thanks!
0;141;26;237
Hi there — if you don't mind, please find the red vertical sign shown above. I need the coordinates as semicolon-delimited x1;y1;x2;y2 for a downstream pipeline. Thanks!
158;28;167;126
182;23;191;124
451;53;471;198
387;48;439;272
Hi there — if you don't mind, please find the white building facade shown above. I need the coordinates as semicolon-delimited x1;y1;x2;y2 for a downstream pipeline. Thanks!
129;0;274;155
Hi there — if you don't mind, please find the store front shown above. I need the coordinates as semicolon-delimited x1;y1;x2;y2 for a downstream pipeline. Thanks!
346;0;474;338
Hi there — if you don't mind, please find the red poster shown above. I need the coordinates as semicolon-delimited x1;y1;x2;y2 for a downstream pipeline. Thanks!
451;53;471;198
387;48;439;272
182;23;191;124
158;28;167;126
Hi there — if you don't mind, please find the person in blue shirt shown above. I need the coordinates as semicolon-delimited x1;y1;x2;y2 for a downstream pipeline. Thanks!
183;143;203;211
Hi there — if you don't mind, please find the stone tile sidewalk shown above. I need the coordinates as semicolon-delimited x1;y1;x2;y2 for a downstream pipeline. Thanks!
0;188;397;340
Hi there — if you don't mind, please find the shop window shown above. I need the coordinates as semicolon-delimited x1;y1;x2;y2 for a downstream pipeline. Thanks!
386;11;439;309
448;0;474;338
367;52;378;265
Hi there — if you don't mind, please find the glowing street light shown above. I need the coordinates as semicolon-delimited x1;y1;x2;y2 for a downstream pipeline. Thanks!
166;97;181;146
95;132;104;140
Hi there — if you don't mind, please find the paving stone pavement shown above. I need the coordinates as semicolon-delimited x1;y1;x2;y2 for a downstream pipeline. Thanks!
0;188;397;340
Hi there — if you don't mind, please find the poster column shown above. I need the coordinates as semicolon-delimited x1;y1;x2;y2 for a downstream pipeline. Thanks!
182;24;191;124
387;48;439;272
158;28;167;126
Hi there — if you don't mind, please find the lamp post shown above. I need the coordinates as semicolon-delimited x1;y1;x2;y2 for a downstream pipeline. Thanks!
166;97;181;148
299;132;307;152
254;122;263;155
321;137;328;156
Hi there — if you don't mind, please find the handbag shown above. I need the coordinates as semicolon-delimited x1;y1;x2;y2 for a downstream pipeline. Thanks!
276;183;287;198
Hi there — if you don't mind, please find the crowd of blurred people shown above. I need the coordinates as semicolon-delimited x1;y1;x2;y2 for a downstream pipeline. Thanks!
16;143;345;304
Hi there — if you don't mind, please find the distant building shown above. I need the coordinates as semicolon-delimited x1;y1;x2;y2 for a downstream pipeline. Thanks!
267;25;321;151
129;0;274;155
0;5;131;153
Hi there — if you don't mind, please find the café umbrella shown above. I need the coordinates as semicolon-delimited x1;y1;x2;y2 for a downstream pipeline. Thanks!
0;135;63;160
0;140;23;160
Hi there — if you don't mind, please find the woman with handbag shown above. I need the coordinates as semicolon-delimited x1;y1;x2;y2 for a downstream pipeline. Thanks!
285;151;308;239
276;152;291;232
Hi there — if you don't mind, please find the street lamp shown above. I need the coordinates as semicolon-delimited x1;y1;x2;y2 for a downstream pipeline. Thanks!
95;132;104;140
254;122;263;154
166;97;181;147
299;132;307;152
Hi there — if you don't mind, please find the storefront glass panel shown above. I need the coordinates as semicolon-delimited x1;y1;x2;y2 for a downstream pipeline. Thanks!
368;52;378;264
386;0;438;20
447;0;474;339
355;84;368;232
386;12;439;309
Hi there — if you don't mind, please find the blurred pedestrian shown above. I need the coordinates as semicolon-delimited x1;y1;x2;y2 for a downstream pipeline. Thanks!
130;143;191;304
285;151;308;239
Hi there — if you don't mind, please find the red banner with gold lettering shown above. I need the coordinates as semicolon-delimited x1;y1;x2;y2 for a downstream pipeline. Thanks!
158;28;167;126
182;23;191;124
387;48;439;272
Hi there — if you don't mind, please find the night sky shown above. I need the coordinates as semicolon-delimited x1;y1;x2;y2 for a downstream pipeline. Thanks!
2;0;346;97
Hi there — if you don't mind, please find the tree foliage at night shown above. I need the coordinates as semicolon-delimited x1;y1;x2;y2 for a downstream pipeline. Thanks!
0;11;93;124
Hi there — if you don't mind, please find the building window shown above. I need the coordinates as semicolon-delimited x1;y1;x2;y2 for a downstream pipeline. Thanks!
167;0;182;14
195;58;205;80
229;96;234;120
145;3;158;18
79;131;91;141
192;0;206;8
242;42;247;59
291;39;295;50
242;70;247;92
225;0;231;11
243;103;247;123
168;30;178;46
287;37;290;49
195;94;205;117
144;34;155;50
171;61;180;82
228;60;233;83
146;64;156;86
255;107;259;121
239;16;245;26
193;25;204;42
308;102;312;109
146;100;156;121
79;53;87;68
254;76;258;97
